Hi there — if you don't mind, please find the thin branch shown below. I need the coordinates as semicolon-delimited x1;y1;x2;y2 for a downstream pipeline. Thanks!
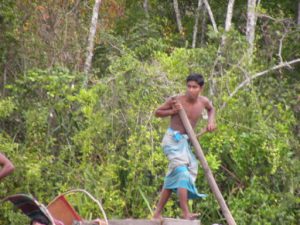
209;55;219;96
66;0;81;16
220;165;244;188
251;59;300;80
278;32;287;64
256;13;292;23
231;63;250;81
221;58;300;109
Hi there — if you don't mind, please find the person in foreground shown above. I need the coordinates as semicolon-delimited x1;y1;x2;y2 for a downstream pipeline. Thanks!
152;73;216;220
0;153;15;181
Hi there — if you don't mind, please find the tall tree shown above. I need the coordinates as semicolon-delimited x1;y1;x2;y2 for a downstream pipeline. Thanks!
203;0;218;33
192;0;203;48
224;0;235;32
246;0;258;56
173;0;184;35
143;0;149;18
200;7;207;45
221;0;235;46
298;0;300;25
84;0;102;83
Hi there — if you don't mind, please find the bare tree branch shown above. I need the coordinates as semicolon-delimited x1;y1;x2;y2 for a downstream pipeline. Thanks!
220;164;244;188
278;32;287;64
256;13;292;23
221;58;300;109
84;0;102;84
192;0;203;48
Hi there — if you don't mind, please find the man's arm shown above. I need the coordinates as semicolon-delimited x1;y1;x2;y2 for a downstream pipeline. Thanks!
204;98;216;132
0;153;15;181
154;97;181;117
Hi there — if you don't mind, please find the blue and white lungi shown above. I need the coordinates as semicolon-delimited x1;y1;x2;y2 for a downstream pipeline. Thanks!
162;128;207;199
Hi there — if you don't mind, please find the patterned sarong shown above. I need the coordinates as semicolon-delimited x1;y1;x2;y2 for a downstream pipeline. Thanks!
162;128;207;199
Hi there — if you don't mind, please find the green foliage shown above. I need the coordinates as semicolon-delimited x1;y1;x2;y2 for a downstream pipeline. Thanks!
0;1;299;224
0;97;16;119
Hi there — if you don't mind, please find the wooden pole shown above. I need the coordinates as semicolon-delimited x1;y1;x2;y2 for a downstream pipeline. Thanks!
178;108;237;225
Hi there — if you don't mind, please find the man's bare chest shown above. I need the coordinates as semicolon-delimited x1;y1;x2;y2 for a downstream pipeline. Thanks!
181;102;205;122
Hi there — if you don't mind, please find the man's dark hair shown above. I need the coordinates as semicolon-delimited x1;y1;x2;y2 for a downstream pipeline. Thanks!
186;73;204;87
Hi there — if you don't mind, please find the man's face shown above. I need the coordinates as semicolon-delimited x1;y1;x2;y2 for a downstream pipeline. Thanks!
186;81;202;100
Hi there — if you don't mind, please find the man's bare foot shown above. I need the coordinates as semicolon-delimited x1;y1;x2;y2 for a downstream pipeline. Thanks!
182;213;199;220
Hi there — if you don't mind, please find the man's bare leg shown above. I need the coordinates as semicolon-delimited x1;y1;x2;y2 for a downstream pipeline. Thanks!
178;188;198;220
153;189;172;219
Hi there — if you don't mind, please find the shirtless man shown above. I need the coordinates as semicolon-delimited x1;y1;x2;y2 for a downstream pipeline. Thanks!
153;73;216;220
0;153;15;181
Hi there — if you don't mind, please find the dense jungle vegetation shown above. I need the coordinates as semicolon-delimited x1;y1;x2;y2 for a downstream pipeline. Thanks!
0;0;299;224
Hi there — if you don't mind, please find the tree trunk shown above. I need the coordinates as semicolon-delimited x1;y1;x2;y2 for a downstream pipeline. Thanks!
192;0;203;48
173;0;184;35
83;0;102;84
221;0;235;48
298;0;300;25
200;7;207;45
203;0;218;33
246;0;257;56
143;0;149;18
178;108;237;225
2;64;7;96
224;0;235;32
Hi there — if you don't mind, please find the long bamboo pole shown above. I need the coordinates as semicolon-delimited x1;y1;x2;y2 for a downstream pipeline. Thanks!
178;108;236;225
